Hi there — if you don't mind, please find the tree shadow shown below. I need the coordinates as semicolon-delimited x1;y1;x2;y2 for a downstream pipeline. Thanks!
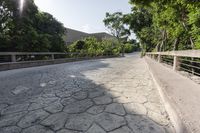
0;59;174;133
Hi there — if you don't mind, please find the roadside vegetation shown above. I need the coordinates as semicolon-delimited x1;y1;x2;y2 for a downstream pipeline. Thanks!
0;0;140;56
103;0;200;55
2;0;200;55
67;37;139;56
0;0;66;52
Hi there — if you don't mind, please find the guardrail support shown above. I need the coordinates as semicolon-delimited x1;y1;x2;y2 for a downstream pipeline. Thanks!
11;54;16;62
173;56;180;71
51;54;55;60
153;54;156;60
158;54;161;63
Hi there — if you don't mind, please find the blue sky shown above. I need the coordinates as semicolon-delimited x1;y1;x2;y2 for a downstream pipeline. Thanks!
34;0;132;34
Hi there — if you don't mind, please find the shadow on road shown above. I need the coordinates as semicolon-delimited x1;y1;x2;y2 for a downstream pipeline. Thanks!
0;58;173;133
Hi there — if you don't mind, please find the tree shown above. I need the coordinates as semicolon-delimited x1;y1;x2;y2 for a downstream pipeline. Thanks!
68;37;122;56
187;2;200;49
103;12;130;56
0;0;66;52
122;0;200;53
123;7;155;53
35;12;66;52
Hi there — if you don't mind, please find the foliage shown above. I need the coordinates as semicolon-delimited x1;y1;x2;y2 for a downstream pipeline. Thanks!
103;12;130;41
103;12;132;56
111;0;200;53
124;43;134;53
0;0;66;52
101;38;122;55
68;37;123;56
124;41;140;53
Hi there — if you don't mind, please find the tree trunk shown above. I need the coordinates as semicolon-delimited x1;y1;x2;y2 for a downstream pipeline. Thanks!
159;30;166;52
173;38;179;51
163;30;167;51
156;42;160;52
121;43;125;57
182;22;194;49
190;37;194;49
159;41;163;52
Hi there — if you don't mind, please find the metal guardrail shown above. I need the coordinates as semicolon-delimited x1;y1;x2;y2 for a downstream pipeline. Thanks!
146;50;200;76
0;52;116;63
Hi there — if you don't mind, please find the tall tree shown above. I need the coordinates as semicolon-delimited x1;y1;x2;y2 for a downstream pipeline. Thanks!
103;12;130;56
123;0;200;53
0;0;66;52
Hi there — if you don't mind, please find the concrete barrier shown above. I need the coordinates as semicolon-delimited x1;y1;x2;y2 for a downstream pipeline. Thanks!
0;56;118;71
145;57;196;133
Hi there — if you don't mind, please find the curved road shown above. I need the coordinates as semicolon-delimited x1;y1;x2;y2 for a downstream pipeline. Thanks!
0;53;173;133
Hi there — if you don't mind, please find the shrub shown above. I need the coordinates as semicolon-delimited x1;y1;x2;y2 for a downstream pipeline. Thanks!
68;37;121;56
124;43;134;53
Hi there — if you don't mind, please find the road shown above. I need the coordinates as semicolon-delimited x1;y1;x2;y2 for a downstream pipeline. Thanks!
0;53;173;133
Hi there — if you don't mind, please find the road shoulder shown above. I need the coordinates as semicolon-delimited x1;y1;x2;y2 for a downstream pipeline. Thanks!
145;57;200;133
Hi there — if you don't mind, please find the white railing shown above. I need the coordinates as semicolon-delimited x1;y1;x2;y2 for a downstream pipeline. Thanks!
146;50;200;76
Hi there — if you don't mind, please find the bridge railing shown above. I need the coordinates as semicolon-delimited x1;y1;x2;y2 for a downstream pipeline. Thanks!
0;52;116;64
146;50;200;76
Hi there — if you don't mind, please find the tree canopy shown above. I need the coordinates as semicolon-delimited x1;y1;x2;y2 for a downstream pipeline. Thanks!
103;12;130;42
67;37;138;57
106;0;200;53
0;0;66;52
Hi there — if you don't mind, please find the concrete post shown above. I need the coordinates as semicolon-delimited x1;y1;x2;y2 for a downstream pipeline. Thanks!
153;54;156;60
191;57;195;75
158;54;162;63
51;54;54;60
11;54;16;62
173;56;180;71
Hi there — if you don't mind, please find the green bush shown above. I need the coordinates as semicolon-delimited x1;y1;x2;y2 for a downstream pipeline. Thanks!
68;37;121;57
101;38;121;55
124;43;134;53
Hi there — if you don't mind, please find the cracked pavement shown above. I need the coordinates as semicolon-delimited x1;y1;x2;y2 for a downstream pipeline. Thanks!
0;53;174;133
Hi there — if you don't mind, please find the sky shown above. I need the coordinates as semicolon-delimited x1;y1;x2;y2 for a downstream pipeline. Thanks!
34;0;132;34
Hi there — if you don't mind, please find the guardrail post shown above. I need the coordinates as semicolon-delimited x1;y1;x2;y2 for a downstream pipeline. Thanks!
11;54;16;62
158;54;161;63
51;54;54;60
191;57;195;75
173;56;180;71
153;54;155;60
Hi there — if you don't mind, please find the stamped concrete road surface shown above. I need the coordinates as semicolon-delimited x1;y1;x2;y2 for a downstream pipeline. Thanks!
0;53;174;133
